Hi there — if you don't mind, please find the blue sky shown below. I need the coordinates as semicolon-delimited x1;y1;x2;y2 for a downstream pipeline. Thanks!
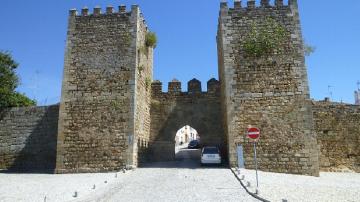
1;0;359;105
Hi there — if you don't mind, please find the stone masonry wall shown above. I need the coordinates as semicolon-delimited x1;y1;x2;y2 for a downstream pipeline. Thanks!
56;5;145;173
0;105;59;171
217;0;319;176
313;100;360;172
134;12;154;166
147;79;225;162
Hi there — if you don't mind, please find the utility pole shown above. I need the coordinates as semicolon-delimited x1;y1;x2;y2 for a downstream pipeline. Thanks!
327;85;333;101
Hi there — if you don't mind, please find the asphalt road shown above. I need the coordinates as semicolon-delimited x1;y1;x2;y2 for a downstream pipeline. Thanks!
81;147;257;202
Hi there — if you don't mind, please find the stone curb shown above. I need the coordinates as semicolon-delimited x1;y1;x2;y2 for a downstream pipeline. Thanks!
230;168;270;202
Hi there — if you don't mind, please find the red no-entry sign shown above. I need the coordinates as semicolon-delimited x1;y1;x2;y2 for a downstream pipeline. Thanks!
247;127;261;190
247;127;260;140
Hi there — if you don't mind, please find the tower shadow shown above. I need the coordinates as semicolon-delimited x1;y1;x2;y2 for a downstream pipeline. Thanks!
0;105;59;174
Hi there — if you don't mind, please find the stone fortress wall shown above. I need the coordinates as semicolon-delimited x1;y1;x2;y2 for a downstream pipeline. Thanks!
1;101;358;173
0;1;359;175
0;105;59;171
313;100;360;172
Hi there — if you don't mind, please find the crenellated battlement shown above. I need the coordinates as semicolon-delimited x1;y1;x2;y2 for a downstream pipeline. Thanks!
220;0;297;12
151;78;220;97
69;5;148;31
69;4;140;17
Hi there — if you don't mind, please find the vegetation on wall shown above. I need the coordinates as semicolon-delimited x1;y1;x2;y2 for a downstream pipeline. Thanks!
0;51;36;108
111;100;121;110
123;32;132;46
145;77;152;91
138;65;144;75
139;46;147;55
243;18;288;57
145;32;157;48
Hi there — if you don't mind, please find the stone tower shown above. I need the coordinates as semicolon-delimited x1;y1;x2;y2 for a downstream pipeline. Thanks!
56;5;153;173
217;0;319;176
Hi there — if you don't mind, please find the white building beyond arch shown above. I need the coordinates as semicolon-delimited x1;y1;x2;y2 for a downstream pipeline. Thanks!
175;125;199;145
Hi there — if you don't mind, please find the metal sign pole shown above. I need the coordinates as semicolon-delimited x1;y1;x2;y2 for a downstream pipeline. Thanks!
247;127;260;193
254;141;259;188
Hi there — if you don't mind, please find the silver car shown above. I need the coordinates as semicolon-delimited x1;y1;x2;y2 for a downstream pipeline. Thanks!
201;146;221;165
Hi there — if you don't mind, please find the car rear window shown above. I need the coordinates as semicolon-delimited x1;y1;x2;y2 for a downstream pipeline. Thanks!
203;147;218;154
189;140;198;145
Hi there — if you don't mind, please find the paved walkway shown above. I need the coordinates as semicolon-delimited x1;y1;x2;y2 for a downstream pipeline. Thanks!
81;148;257;202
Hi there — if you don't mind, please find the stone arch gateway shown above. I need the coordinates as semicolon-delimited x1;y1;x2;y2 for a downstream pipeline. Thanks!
55;1;320;176
1;1;360;176
144;79;226;162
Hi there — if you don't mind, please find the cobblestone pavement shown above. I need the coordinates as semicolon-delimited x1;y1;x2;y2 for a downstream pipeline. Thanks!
82;148;257;202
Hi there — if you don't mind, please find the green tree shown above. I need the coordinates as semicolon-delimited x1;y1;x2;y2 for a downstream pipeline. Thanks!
0;51;36;107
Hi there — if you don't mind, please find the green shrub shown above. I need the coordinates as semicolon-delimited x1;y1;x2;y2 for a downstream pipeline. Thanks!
243;18;288;57
111;100;120;110
145;32;157;48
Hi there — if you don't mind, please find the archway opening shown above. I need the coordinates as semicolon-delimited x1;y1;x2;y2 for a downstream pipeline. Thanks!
174;125;201;161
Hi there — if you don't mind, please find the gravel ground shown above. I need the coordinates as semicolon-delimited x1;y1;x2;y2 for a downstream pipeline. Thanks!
81;159;257;202
0;147;256;202
0;171;130;202
233;168;360;202
2;155;359;202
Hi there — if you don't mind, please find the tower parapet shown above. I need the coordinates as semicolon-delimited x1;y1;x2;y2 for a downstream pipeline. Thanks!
68;5;143;17
151;78;220;96
151;80;162;96
234;0;241;9
188;78;201;94
106;6;114;14
247;0;255;8
81;7;89;16
207;78;220;94
69;9;77;17
275;0;284;7
93;6;101;16
220;0;297;11
260;0;270;7
168;79;181;94
119;5;126;13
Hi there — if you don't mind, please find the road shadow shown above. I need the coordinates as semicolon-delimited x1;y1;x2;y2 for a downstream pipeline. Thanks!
140;159;228;169
140;148;228;169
